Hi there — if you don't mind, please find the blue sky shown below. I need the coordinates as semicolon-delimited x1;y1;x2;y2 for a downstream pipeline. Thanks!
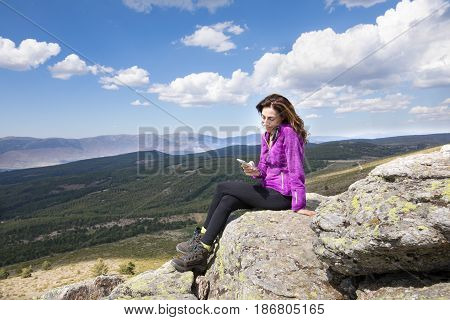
0;0;449;139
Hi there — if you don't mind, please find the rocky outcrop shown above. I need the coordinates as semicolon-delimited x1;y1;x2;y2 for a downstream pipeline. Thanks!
107;261;197;300
41;275;124;300
204;210;344;299
311;145;450;276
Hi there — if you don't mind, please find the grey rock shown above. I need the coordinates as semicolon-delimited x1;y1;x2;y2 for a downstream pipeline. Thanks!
311;144;450;276
205;210;344;299
194;276;210;300
41;275;124;300
107;261;197;300
356;272;450;299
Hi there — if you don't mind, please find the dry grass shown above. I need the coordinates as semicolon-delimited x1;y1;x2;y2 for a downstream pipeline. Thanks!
0;227;196;300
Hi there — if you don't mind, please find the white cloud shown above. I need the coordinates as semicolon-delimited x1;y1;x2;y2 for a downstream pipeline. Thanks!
325;0;388;9
409;98;450;121
409;105;450;120
304;113;321;119
251;0;450;92
226;24;245;35
149;69;251;106
150;0;450;111
296;85;360;108
196;0;233;12
122;0;193;13
181;21;245;52
412;40;450;87
294;85;410;114
131;99;150;106
100;66;150;90
48;54;113;80
335;92;411;113
0;36;60;71
122;0;232;13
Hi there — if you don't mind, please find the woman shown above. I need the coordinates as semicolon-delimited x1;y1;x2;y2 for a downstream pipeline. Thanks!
171;93;315;272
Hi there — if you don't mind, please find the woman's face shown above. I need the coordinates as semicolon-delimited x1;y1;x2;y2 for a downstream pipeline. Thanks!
261;107;283;133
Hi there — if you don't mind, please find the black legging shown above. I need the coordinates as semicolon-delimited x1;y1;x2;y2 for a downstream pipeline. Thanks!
201;180;292;245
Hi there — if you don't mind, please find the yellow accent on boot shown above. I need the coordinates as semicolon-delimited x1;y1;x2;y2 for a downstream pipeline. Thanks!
200;241;212;252
200;227;207;235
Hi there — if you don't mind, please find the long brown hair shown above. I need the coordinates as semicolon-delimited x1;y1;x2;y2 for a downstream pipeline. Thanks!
256;93;309;144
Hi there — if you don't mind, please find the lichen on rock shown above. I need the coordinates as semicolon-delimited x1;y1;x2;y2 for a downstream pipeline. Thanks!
311;144;450;276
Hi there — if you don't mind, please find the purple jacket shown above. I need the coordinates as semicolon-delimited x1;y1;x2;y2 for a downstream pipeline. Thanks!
252;122;306;211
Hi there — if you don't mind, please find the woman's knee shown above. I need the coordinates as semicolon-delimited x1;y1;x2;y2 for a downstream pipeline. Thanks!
216;180;246;193
218;194;242;211
220;194;237;203
216;181;227;193
216;181;235;194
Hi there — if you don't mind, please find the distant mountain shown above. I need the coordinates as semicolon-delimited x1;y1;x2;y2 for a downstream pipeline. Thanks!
0;132;448;170
308;136;351;143
0;134;260;170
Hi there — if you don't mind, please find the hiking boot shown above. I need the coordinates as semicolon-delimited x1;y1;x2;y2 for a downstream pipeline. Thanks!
171;243;210;273
176;227;202;254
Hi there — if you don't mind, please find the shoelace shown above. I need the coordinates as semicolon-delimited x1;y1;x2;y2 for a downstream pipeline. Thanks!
185;243;207;262
188;229;201;245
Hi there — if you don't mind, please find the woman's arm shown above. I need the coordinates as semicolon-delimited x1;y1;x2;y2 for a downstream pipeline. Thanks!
283;128;306;211
251;133;268;179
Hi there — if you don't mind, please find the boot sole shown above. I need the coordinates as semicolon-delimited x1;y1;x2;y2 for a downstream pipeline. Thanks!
171;260;207;273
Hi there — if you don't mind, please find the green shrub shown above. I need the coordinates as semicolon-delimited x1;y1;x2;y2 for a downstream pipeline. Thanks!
118;261;136;275
21;265;32;278
42;260;52;270
91;258;108;276
0;268;9;280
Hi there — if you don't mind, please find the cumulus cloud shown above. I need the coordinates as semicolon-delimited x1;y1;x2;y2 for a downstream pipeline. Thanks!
325;0;388;9
251;0;450;92
131;99;150;106
149;69;251;106
48;54;113;80
409;98;450;121
0;36;60;71
181;21;245;52
100;66;150;90
295;85;410;113
122;0;232;13
196;0;234;12
150;0;450;109
335;92;411;113
304;114;321;119
412;40;450;87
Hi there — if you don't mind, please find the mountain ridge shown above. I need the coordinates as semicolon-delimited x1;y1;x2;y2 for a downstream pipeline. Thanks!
0;132;448;170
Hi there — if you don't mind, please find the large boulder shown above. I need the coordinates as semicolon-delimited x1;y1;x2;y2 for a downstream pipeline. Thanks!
311;145;450;276
41;275;124;300
204;210;344;299
107;261;197;300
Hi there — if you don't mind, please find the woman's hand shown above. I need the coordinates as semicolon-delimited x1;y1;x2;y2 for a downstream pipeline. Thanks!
242;164;260;177
294;209;316;216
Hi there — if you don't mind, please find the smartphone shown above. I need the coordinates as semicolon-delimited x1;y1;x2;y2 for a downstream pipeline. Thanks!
236;159;255;168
